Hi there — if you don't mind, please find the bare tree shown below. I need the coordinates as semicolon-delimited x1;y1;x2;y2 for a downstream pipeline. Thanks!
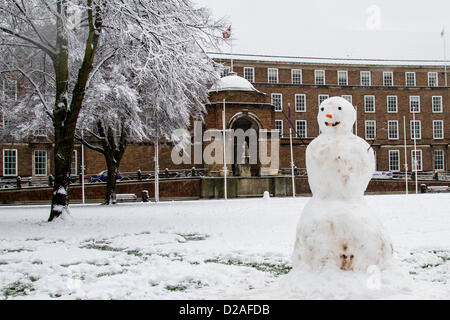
0;0;226;220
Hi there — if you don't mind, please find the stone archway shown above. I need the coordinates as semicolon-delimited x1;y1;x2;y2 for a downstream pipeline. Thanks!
228;110;262;176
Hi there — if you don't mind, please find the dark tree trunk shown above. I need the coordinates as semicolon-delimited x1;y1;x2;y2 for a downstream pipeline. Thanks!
48;0;103;221
77;120;128;206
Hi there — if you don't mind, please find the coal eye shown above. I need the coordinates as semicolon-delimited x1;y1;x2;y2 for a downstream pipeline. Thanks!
338;107;342;110
320;107;324;111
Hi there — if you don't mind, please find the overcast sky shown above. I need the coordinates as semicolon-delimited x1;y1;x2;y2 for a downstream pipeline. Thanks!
195;0;450;61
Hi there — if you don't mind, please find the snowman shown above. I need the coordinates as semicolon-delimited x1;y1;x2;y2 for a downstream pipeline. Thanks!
292;96;392;271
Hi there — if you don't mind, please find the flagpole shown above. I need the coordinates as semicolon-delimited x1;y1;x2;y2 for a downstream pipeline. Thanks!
403;116;408;195
412;110;418;194
223;99;227;200
81;130;85;204
443;28;447;86
230;30;233;73
288;104;295;198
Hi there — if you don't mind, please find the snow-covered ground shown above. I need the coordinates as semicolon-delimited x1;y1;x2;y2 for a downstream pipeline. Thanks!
0;194;448;300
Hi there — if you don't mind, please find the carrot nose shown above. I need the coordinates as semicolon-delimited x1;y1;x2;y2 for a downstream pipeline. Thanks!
326;114;333;118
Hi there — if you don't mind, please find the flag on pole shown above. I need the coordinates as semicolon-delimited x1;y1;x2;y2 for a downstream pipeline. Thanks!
441;28;445;37
222;26;231;39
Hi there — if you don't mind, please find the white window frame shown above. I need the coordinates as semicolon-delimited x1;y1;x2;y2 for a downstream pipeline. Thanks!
434;150;445;171
341;95;352;104
433;120;444;139
411;149;422;171
220;66;230;78
71;150;77;176
33;150;48;176
318;94;329;106
243;67;255;83
271;93;282;112
388;120;399;140
337;70;348;86
410;120;421;140
432;96;443;113
364;95;375;113
405;72;416;86
291;69;302;84
409;96;420;113
295;94;306;112
388;150;400;172
275;120;283;137
2;149;18;176
428;72;438;87
268;68;279;84
295;120;307;138
2;79;18;102
365;120;376;140
387;96;398;113
383;72;393;86
360;71;371;86
315;70;325;85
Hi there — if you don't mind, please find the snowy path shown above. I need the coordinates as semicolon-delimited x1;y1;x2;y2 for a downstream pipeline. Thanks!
0;194;448;299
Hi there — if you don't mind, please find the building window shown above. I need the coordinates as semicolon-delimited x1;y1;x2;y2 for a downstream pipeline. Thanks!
434;150;445;171
411;149;422;171
389;150;400;172
295;120;307;138
2;79;17;102
220;66;230;78
275;120;283;137
318;94;329;106
34;128;47;137
295;94;306;112
291;69;302;84
341;95;352;103
383;72;393;86
410;120;421;140
271;93;282;112
405;72;416;86
433;120;444;139
71;150;77;176
3;149;18;176
387;96;398;113
364;95;375;113
33;150;47;176
409;96;420;113
243;67;255;83
432;96;443;113
388;120;399;140
428;72;438;87
315;70;325;85
360;71;371;86
337;70;348;86
268;68;279;84
365;120;376;140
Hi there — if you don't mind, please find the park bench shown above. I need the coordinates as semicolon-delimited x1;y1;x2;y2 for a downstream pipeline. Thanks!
115;193;138;202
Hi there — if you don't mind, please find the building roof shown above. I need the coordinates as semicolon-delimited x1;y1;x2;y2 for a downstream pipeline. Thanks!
209;72;263;93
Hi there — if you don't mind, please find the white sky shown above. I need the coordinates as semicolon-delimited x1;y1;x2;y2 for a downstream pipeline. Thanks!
194;0;450;61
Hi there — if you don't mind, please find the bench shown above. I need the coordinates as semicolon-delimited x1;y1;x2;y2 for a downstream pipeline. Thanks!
115;193;137;202
426;186;449;192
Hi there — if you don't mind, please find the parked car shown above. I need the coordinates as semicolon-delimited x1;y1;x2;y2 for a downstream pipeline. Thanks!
88;170;122;183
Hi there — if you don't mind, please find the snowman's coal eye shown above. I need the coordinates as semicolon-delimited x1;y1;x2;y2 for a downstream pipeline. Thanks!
338;107;342;110
320;107;324;111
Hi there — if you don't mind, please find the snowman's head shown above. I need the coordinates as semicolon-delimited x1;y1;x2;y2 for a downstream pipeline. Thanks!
317;96;356;135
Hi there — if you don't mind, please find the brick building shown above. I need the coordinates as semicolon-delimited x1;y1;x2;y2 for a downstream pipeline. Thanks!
1;54;449;179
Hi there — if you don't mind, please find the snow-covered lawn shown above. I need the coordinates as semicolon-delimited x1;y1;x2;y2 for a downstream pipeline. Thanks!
0;194;449;300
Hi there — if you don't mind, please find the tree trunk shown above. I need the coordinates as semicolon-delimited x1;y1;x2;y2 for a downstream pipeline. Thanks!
104;157;118;205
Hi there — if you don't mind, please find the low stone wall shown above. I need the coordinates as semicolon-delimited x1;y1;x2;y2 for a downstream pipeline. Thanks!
0;176;448;204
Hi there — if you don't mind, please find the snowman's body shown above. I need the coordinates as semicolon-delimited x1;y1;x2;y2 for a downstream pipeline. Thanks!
292;97;392;271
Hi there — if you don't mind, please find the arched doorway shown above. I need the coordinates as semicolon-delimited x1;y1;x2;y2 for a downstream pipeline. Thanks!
229;111;262;176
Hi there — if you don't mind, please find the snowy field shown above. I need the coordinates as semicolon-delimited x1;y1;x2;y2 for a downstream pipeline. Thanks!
0;193;449;300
